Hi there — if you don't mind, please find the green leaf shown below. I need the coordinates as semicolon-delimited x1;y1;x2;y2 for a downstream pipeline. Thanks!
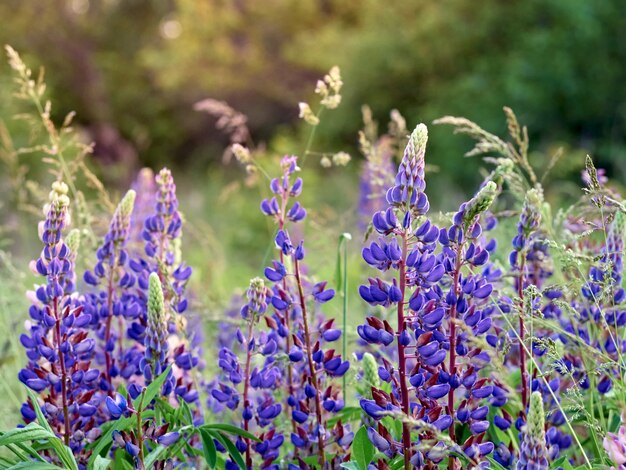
25;390;53;434
7;463;64;470
8;441;46;463
326;406;362;427
180;399;194;425
112;449;133;470
486;456;508;470
0;423;53;447
199;424;259;442
389;456;405;470
0;444;29;465
133;365;172;409
199;429;217;468
144;445;167;468
208;430;245;470
351;426;375;470
87;416;134;467
340;463;361;470
93;456;112;470
0;455;19;467
550;456;575;470
46;437;78;470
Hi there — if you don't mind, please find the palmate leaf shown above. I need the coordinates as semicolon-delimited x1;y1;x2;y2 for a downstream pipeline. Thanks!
326;406;362;427
6;440;46;464
46;437;78;470
486;456;508;470
112;448;133;470
389;457;405;470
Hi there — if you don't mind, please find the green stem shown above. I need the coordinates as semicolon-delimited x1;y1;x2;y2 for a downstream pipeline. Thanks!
301;108;324;165
340;234;350;400
136;391;146;465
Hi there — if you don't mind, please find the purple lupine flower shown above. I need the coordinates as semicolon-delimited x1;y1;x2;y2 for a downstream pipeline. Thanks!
604;417;626;469
508;188;543;412
129;168;157;249
357;135;396;231
517;392;549;469
357;125;505;468
385;124;429;214
207;277;285;469
19;182;100;461
256;155;353;467
128;168;200;406
82;190;140;395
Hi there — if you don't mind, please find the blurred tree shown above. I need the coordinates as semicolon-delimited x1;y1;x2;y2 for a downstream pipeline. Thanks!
0;0;624;192
289;0;626;188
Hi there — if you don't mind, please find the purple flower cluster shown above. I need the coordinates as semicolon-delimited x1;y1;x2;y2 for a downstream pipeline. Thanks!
82;190;141;394
357;137;396;231
19;183;100;458
129;167;157;248
357;125;508;468
128;168;200;404
258;156;352;468
211;277;284;469
18;169;199;466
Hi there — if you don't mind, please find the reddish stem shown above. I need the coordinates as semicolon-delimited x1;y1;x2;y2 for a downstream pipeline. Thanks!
104;275;115;392
294;258;326;469
447;244;463;470
53;297;71;446
242;320;255;468
277;194;297;435
397;232;412;469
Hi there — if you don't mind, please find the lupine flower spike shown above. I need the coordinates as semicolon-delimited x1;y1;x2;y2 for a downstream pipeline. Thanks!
359;124;505;469
142;273;173;394
83;190;138;394
19;182;99;461
517;391;549;469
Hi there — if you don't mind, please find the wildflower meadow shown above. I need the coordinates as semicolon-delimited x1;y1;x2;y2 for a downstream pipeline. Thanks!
0;39;625;470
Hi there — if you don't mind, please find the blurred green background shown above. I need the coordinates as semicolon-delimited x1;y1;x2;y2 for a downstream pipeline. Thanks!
2;1;625;180
0;0;625;427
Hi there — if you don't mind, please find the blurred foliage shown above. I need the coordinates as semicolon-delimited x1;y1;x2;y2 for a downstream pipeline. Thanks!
1;0;625;302
0;0;623;191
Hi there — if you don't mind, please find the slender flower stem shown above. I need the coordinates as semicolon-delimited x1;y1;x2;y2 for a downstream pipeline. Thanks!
136;391;146;465
397;231;412;469
53;297;70;446
301;108;324;165
242;319;255;468
341;236;349;400
518;258;529;412
447;244;463;470
294;257;326;469
104;275;115;392
277;193;297;436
